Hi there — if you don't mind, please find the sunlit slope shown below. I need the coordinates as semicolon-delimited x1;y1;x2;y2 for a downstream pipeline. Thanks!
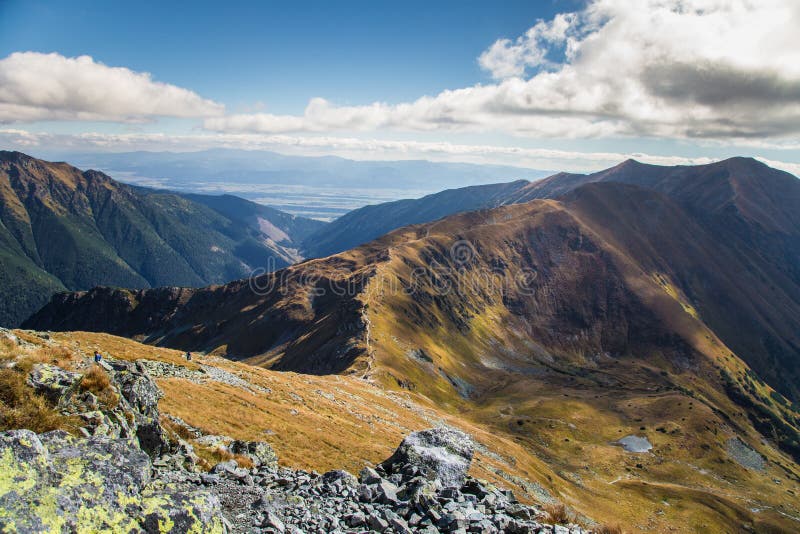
25;180;800;531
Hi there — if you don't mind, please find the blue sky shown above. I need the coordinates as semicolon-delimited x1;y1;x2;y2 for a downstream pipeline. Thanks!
1;0;575;111
1;0;799;174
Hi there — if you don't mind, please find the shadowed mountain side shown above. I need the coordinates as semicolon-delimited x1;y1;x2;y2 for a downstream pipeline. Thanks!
24;248;386;374
0;151;323;326
505;158;800;401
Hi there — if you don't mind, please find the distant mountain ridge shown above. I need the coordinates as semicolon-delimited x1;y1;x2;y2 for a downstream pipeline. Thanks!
0;151;324;326
301;179;529;259
52;149;551;220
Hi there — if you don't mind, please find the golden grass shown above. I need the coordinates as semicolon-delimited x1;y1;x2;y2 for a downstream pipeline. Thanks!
596;525;624;534
194;444;254;471
0;367;77;434
0;334;79;433
161;416;195;441
14;330;800;534
543;503;573;524
79;365;118;409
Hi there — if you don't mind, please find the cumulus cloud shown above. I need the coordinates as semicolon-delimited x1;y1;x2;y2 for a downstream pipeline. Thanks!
205;0;800;141
5;128;800;176
0;52;224;123
477;13;579;79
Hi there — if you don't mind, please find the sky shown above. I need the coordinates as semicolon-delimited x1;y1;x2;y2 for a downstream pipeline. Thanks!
1;0;800;174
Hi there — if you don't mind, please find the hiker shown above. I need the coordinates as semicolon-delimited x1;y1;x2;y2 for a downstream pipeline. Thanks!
186;351;192;361
94;351;102;364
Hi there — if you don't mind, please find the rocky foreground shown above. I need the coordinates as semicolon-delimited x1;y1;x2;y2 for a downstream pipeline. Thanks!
0;356;592;533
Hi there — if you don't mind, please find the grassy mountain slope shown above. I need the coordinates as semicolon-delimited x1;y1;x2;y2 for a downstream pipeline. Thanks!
0;151;321;326
24;181;800;532
506;158;800;403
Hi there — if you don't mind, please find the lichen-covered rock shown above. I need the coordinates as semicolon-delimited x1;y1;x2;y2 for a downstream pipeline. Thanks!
0;429;225;533
140;487;225;534
112;361;162;419
26;363;80;404
228;439;278;469
109;360;169;457
380;426;474;488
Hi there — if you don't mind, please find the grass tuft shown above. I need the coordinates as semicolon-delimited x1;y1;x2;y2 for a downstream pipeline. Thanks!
194;444;253;471
0;367;78;433
162;417;195;441
79;365;118;408
543;503;573;524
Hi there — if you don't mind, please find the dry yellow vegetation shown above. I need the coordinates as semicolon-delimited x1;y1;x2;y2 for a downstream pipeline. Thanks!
5;329;800;533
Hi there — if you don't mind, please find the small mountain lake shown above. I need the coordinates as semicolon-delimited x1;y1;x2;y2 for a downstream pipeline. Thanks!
616;435;653;453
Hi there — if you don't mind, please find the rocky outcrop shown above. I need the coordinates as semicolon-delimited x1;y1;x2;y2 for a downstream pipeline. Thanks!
0;429;224;533
187;426;588;533
3;357;588;533
26;360;171;458
379;427;474;488
229;440;278;470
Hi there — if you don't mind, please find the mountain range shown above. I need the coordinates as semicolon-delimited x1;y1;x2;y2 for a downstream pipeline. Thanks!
6;150;800;530
24;155;800;530
0;151;324;326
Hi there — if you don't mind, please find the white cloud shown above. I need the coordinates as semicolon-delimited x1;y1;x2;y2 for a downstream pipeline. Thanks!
478;13;578;79
204;0;800;142
0;52;224;123
5;128;800;176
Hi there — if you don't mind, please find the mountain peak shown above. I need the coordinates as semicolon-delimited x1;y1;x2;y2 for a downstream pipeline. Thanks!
716;156;770;172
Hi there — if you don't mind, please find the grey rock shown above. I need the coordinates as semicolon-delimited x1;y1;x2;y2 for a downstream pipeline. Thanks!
262;511;285;532
377;479;401;505
381;427;474;488
359;465;382;484
505;503;532;520
26;363;80;404
384;509;412;533
344;511;366;527
367;512;389;531
201;473;221;485
0;429;224;533
321;469;358;488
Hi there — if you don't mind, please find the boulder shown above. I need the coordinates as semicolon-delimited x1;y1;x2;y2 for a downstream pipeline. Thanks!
228;439;278;469
109;361;169;457
380;427;475;488
320;469;358;488
359;466;382;484
26;363;80;404
139;487;224;534
0;429;224;533
112;361;162;419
